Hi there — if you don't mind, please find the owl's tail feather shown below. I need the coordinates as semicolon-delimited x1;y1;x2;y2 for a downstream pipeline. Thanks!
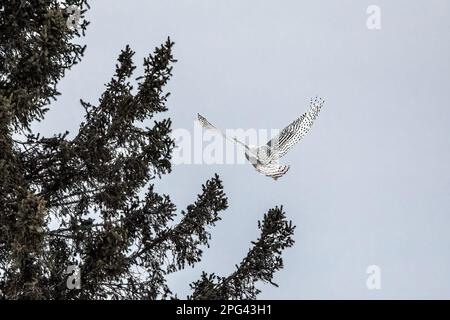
256;163;290;180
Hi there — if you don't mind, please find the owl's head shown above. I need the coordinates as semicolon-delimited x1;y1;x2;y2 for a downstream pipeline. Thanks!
247;144;258;151
257;145;271;162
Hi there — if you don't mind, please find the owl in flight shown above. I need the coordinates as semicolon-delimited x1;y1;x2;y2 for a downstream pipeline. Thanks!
198;97;324;180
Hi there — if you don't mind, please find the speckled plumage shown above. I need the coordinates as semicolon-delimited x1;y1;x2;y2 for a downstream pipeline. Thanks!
198;97;324;180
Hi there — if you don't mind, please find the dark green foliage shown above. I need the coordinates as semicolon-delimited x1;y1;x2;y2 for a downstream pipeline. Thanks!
189;207;295;300
0;1;295;299
0;0;90;131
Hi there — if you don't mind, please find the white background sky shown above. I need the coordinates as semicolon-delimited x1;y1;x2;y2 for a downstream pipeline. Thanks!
35;0;450;299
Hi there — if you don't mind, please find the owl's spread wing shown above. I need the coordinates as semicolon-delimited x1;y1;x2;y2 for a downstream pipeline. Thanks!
265;97;324;160
197;114;248;149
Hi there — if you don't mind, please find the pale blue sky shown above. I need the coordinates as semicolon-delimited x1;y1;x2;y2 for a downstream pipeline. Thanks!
34;0;450;299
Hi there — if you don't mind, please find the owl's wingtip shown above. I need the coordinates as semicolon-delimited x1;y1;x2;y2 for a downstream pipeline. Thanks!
198;113;207;121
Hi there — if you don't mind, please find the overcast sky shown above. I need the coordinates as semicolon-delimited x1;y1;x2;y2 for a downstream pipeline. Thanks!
34;0;450;299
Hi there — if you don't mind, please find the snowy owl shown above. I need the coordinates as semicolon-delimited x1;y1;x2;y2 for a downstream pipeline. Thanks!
198;97;324;180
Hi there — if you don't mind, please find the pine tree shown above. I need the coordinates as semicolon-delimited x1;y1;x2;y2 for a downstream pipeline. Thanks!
0;1;295;299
